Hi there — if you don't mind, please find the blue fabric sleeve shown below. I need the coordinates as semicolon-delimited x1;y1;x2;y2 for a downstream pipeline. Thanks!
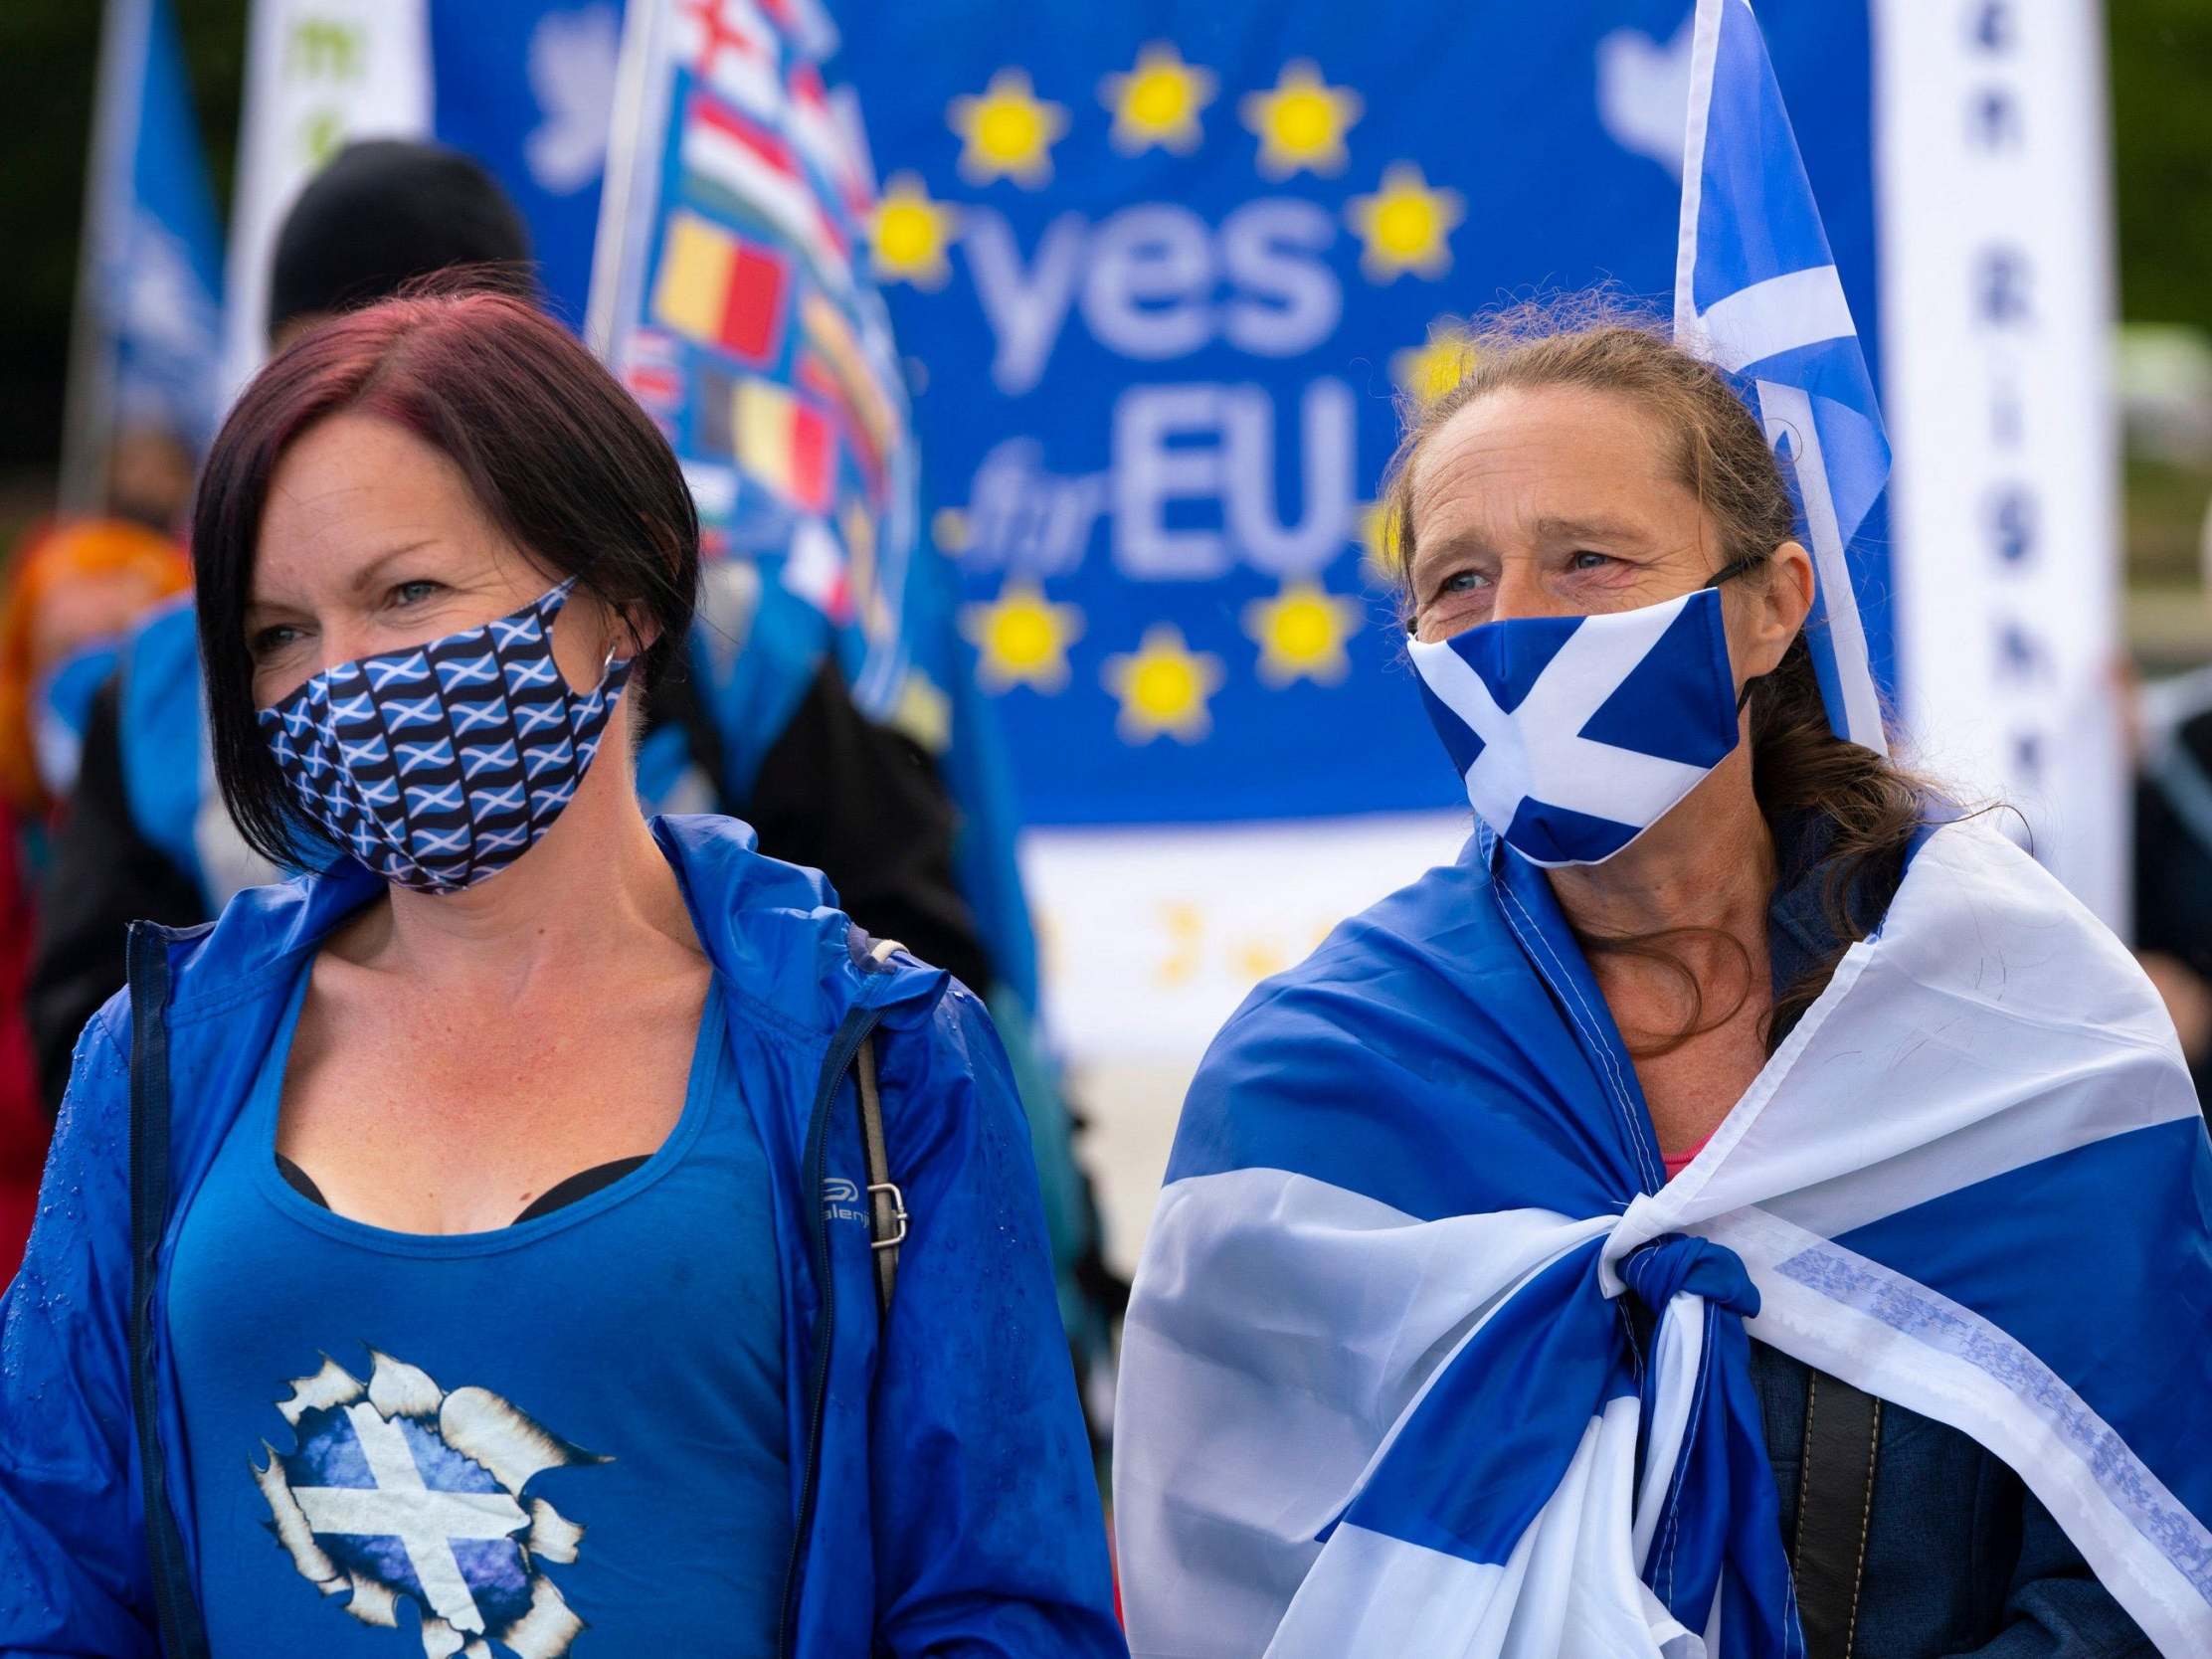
0;1007;158;1658
866;989;1125;1658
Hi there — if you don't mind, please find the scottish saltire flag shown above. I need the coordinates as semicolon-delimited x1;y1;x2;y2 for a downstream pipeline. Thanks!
1677;0;1889;753
255;1350;602;1657
1408;589;1743;867
63;0;226;497
1115;818;2212;1655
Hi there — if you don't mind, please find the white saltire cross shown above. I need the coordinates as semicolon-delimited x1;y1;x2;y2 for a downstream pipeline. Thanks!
287;1402;525;1636
1412;595;1709;834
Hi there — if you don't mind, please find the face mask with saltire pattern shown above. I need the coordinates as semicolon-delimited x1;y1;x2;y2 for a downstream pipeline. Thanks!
260;579;634;893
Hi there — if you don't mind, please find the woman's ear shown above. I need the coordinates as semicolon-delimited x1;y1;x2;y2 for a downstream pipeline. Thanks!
1746;539;1816;676
615;604;661;661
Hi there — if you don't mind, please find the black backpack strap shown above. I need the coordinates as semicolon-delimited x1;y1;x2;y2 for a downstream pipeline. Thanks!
1791;1369;1883;1659
857;939;908;1321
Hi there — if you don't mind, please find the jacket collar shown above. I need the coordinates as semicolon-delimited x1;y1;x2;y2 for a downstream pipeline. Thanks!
150;813;949;1036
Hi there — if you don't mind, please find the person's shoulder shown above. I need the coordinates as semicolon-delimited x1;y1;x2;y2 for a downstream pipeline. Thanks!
1169;839;1560;1201
158;863;370;1003
2141;663;2212;755
654;812;955;1037
1894;817;2170;1033
46;986;135;1183
120;592;198;672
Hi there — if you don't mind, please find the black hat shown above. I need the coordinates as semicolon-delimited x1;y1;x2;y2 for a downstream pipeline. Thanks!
267;140;534;339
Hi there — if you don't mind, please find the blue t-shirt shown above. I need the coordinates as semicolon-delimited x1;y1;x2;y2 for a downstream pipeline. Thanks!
169;966;792;1657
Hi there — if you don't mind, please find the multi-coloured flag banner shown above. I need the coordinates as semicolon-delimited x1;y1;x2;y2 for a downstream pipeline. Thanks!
593;0;922;716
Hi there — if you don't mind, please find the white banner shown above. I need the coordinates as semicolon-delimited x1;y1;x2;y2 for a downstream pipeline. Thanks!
1023;813;1469;1067
1873;0;2125;928
222;0;433;396
1028;811;1470;1273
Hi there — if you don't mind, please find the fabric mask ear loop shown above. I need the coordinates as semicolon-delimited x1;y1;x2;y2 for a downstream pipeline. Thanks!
542;576;636;679
1702;550;1770;591
1705;550;1773;712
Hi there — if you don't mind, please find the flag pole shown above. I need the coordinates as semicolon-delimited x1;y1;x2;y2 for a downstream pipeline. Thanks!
585;0;672;364
59;0;152;517
1672;0;1726;343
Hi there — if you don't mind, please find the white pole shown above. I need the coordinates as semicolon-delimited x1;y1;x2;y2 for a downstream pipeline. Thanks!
59;0;151;516
584;0;672;366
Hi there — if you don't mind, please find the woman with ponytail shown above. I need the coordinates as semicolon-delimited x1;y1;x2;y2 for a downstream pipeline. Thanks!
1115;301;2204;1659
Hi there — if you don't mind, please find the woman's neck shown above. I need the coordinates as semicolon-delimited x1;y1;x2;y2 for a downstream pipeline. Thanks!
331;749;702;1001
1544;743;1777;946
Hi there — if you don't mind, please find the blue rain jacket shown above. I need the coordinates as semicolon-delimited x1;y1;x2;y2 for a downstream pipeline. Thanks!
0;815;1124;1659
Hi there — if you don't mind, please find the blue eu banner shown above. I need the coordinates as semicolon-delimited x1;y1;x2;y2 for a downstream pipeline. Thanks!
830;0;1878;828
430;1;628;331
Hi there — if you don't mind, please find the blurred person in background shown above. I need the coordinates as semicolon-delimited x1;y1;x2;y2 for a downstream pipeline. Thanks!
0;517;190;837
0;286;1121;1656
102;420;201;536
0;517;188;1284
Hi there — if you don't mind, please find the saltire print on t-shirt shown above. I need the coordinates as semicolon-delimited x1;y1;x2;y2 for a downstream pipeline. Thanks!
252;1347;608;1657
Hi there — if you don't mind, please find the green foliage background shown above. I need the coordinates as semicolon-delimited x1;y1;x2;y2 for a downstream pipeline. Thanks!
2111;0;2212;333
0;3;241;477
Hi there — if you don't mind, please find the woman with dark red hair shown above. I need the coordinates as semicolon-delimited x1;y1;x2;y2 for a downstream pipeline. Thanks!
0;288;1123;1659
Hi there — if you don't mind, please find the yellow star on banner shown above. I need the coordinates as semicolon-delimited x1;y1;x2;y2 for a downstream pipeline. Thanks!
1233;936;1292;983
949;68;1068;188
1239;60;1362;178
1360;500;1405;584
1391;326;1476;406
1104;624;1225;743
1348;161;1465;281
871;172;958;287
1100;42;1216;154
961;580;1084;692
1243;579;1364;687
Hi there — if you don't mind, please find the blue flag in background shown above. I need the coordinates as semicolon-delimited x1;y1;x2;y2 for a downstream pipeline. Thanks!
76;0;225;461
1677;0;1892;753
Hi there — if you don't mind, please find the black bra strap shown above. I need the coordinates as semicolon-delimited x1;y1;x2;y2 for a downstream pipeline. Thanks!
274;1153;652;1227
514;1156;652;1223
274;1153;328;1209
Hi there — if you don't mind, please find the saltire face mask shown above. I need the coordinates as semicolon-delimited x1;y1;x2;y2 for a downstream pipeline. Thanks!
258;578;634;894
1406;558;1760;867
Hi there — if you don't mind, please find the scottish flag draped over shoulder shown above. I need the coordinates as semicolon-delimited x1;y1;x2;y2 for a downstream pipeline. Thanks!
1115;817;2212;1656
1115;5;2212;1653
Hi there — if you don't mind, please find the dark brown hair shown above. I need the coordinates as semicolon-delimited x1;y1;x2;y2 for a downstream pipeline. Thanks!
1378;296;1928;1055
192;284;700;869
